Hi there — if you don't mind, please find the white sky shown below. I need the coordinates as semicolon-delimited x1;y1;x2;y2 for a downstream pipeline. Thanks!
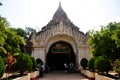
0;0;120;33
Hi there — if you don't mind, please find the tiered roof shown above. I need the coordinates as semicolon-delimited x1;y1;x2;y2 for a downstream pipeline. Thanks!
42;2;79;30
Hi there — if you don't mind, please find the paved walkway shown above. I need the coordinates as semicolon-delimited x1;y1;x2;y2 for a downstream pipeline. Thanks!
37;71;88;80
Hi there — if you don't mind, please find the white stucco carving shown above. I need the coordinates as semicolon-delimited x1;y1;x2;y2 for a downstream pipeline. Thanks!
31;2;92;69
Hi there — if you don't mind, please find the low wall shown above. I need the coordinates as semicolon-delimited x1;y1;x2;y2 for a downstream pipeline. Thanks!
30;71;39;80
81;70;95;80
95;73;115;80
12;73;30;80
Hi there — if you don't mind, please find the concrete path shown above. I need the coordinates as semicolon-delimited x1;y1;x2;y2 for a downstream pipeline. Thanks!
37;71;88;80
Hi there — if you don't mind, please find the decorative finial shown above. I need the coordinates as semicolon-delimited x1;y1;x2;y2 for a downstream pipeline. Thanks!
59;1;61;6
59;1;62;9
52;1;68;20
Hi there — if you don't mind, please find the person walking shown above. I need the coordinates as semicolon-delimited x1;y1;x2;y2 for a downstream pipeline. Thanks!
37;63;43;77
64;62;68;73
69;62;74;73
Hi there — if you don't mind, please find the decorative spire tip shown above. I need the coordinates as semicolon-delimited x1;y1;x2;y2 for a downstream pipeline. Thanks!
59;1;61;8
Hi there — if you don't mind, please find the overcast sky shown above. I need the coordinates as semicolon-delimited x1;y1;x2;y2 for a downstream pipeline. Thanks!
0;0;120;33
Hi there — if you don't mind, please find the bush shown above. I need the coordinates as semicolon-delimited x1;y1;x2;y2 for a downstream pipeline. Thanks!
88;57;96;72
0;56;5;78
31;57;37;71
36;58;43;65
80;58;88;69
113;59;120;77
13;53;33;75
94;55;111;74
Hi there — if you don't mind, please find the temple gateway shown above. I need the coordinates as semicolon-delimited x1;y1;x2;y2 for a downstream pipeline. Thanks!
31;2;92;70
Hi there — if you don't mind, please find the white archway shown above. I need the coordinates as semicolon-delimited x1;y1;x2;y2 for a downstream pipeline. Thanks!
45;34;78;56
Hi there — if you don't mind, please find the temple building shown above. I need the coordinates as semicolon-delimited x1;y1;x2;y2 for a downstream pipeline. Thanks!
31;2;92;70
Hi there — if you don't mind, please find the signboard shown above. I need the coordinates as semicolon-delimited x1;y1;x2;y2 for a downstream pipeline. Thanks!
51;43;70;54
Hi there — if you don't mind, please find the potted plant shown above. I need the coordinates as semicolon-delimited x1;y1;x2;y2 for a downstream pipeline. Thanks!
94;55;111;75
88;57;96;72
13;53;33;76
0;56;5;78
113;59;120;78
36;58;43;65
80;58;88;70
87;57;96;80
30;57;38;80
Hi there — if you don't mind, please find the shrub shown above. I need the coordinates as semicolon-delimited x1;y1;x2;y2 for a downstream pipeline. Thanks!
36;58;43;65
94;55;111;74
31;57;37;71
0;56;5;78
13;53;33;75
88;57;96;72
80;58;88;69
113;59;120;77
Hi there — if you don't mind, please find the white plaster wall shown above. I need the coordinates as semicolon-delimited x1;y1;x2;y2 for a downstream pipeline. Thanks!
78;47;85;69
32;48;40;59
31;42;92;70
32;48;45;65
78;45;92;69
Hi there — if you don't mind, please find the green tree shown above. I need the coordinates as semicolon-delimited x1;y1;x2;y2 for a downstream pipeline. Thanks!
94;55;111;74
25;27;36;37
12;27;37;38
88;57;96;72
0;16;9;57
112;23;120;47
0;16;26;57
31;57;37;71
5;28;26;53
13;53;33;75
89;22;120;61
12;27;37;54
36;58;43;65
113;59;120;77
0;56;5;78
80;58;88;69
12;28;27;38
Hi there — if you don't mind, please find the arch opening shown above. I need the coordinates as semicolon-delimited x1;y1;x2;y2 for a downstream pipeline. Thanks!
46;41;76;71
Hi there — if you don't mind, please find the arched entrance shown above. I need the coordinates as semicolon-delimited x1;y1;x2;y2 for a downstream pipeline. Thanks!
46;41;76;71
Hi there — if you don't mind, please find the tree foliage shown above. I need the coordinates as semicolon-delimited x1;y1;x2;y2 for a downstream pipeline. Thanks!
113;59;120;77
0;16;38;76
0;16;8;56
94;55;111;74
12;27;37;54
12;27;37;38
36;58;43;65
89;22;120;61
13;53;33;75
31;57;37;71
0;56;5;78
80;58;88;69
12;28;27;38
0;16;26;57
88;57;96;72
25;27;36;37
4;28;26;53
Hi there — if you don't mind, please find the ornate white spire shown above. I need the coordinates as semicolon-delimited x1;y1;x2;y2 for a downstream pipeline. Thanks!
52;1;68;20
58;1;62;9
41;2;79;31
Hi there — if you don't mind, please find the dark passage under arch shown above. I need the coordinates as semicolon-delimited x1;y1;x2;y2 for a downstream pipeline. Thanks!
46;41;76;71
